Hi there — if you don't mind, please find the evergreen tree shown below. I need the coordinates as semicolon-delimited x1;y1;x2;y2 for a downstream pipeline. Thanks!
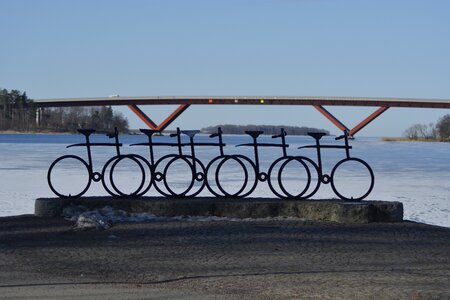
0;88;129;133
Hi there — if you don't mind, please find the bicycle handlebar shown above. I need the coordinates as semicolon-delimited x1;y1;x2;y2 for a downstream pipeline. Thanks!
335;130;349;141
271;128;287;139
209;127;223;138
272;132;287;139
106;127;118;139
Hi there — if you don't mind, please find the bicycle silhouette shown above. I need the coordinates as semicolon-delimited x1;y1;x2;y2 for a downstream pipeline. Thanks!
224;129;312;198
47;128;146;198
132;127;255;198
205;127;257;198
297;130;374;201
131;127;225;197
48;127;374;201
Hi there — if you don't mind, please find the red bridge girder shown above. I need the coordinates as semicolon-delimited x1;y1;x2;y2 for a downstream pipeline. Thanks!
34;96;450;135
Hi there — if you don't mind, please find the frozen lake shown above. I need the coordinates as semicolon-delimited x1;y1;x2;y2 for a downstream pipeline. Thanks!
1;133;449;228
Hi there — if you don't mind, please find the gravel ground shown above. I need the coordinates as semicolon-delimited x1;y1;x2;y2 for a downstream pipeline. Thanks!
1;215;449;299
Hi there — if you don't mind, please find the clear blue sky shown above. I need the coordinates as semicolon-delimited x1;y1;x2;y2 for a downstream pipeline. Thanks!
1;0;449;136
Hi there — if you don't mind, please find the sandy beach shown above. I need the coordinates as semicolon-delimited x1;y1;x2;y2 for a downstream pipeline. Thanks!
1;215;449;299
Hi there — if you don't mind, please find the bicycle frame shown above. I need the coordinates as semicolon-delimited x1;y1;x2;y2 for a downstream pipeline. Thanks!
48;127;148;198
236;130;288;182
297;130;374;200
298;131;352;183
66;128;122;181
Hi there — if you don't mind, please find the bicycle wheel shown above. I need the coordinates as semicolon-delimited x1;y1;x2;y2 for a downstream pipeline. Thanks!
47;155;91;198
268;156;311;199
153;154;182;197
219;154;257;198
330;157;374;201
129;154;154;197
289;156;321;200
206;155;250;198
102;154;147;197
183;155;206;197
162;155;205;197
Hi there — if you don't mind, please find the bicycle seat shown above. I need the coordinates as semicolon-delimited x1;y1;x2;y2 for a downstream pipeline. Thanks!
307;132;327;140
77;129;96;136
140;128;160;137
181;130;200;138
245;131;264;139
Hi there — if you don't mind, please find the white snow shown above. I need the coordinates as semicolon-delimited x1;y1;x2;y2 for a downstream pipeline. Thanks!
63;205;302;230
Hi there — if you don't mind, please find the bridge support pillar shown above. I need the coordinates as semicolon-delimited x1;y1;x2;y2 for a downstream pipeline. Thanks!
349;106;389;136
314;105;389;136
314;105;350;132
128;104;190;131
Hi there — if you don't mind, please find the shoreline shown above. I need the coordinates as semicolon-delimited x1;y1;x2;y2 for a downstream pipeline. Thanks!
381;137;446;142
0;130;73;135
0;130;328;137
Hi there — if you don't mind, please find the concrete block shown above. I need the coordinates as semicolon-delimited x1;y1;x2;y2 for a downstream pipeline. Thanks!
35;197;403;224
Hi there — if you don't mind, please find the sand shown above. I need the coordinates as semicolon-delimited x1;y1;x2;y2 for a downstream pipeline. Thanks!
1;215;449;299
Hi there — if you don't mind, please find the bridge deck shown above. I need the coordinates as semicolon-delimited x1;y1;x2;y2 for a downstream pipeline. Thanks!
34;96;450;109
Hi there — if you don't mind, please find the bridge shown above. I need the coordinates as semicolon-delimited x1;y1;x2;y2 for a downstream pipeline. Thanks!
34;96;450;136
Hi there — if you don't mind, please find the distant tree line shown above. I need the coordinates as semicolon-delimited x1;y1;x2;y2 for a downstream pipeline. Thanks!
201;124;329;136
0;89;36;131
40;106;129;133
403;114;450;141
0;88;129;133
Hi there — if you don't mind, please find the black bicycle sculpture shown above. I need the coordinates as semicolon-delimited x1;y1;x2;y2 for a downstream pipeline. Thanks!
297;131;374;201
130;128;211;198
48;127;374;201
47;128;146;198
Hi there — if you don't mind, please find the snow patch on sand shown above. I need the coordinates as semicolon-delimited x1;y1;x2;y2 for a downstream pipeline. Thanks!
63;205;305;230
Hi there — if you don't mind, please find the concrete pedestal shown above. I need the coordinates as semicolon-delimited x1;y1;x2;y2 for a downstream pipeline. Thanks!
35;197;403;223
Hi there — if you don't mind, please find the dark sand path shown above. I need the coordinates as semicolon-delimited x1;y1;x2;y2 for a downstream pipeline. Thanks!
1;215;449;299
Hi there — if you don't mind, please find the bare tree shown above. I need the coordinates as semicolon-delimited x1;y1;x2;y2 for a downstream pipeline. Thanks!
403;123;436;140
436;114;450;141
